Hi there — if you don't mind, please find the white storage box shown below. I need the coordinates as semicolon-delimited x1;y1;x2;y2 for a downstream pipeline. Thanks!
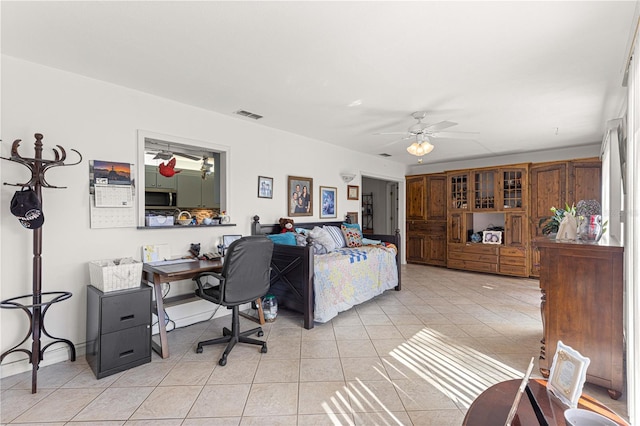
145;215;174;227
89;257;143;292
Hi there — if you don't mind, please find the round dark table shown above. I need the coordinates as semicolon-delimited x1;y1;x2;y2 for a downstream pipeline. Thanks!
463;379;628;426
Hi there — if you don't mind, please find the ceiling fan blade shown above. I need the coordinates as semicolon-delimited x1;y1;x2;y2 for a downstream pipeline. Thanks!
152;151;173;160
373;131;411;136
173;152;202;161
425;120;458;132
430;130;480;139
379;135;414;147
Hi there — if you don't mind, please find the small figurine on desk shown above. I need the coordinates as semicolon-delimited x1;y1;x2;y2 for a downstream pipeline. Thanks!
189;243;201;258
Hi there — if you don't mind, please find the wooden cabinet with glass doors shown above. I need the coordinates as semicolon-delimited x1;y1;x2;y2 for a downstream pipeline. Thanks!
410;159;598;278
446;164;530;276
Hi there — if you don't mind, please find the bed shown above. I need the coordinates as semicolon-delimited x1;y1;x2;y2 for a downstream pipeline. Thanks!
251;215;401;329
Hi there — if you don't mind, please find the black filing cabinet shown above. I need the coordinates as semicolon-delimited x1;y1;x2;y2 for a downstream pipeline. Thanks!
86;285;151;379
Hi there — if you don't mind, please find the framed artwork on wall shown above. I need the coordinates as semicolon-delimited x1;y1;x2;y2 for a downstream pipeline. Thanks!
320;186;337;219
258;176;273;199
347;185;359;200
288;176;313;216
346;211;358;224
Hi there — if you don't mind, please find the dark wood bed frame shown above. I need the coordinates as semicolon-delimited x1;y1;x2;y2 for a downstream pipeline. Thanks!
251;215;401;329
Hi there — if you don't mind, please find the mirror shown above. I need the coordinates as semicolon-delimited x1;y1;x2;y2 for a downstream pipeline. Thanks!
137;130;228;227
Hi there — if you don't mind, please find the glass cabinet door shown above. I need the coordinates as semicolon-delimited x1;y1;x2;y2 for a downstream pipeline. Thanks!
448;172;469;210
473;170;497;210
502;169;525;209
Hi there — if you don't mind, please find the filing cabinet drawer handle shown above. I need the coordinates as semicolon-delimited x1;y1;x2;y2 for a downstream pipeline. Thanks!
120;314;134;321
119;349;134;358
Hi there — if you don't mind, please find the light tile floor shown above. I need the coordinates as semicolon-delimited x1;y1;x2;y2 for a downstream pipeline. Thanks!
1;265;629;425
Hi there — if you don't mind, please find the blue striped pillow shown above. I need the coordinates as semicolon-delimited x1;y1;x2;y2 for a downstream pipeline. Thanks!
323;225;346;249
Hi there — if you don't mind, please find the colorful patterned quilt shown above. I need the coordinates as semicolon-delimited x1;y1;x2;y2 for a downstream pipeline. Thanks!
313;245;398;323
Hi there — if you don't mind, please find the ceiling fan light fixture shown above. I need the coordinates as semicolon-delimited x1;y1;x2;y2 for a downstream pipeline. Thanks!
406;141;434;156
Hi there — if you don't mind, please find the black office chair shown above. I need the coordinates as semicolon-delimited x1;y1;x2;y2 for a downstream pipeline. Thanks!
193;236;274;366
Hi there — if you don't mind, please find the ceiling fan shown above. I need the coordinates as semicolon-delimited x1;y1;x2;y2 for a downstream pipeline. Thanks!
149;149;201;162
375;111;478;155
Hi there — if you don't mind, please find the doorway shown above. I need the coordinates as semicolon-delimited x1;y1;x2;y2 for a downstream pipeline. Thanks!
361;176;400;235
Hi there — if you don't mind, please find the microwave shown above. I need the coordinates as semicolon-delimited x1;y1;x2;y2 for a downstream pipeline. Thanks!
145;190;177;207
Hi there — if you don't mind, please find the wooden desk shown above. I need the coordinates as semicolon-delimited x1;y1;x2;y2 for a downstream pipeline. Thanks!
463;379;628;426
142;259;223;359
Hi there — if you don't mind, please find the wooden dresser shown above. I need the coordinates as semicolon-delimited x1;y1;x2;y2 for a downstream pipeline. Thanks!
534;238;624;399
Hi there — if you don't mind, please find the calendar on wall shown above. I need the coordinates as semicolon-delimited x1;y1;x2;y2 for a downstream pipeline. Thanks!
89;160;137;228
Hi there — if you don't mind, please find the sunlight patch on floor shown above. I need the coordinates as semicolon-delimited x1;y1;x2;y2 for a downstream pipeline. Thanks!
388;328;523;408
322;326;526;421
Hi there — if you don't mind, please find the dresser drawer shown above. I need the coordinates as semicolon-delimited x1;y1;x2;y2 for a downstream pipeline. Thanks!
499;264;528;277
500;247;526;257
449;250;498;263
448;258;498;273
100;325;151;372
450;244;499;255
101;287;151;334
500;256;526;266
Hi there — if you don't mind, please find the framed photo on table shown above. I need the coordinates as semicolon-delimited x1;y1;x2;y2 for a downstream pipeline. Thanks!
547;341;590;408
320;186;337;219
347;185;359;200
258;176;273;199
288;176;313;216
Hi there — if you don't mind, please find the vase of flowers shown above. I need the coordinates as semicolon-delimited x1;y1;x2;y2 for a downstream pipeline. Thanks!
538;203;576;238
576;200;605;242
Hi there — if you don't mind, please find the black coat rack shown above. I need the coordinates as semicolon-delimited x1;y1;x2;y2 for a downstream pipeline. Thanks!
1;133;82;393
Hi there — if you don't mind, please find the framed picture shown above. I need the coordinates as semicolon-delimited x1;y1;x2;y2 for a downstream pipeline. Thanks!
482;230;502;244
505;357;536;425
548;341;590;408
346;211;358;225
258;176;273;199
288;176;313;216
320;186;337;218
347;185;359;200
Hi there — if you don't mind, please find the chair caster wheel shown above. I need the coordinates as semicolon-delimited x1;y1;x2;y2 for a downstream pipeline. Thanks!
261;344;268;353
219;356;227;366
196;346;203;354
257;330;264;337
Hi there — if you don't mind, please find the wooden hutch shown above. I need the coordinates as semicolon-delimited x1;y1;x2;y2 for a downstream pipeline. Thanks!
406;158;601;277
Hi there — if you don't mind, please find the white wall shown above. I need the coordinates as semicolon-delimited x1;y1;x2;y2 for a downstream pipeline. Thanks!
0;56;408;376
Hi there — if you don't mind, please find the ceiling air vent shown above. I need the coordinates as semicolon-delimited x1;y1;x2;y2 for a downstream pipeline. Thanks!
378;153;392;157
234;109;263;120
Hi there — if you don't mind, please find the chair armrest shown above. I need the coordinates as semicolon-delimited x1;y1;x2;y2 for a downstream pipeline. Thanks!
192;271;224;293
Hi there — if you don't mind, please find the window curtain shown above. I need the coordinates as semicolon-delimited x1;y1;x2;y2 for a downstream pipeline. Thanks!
625;16;640;425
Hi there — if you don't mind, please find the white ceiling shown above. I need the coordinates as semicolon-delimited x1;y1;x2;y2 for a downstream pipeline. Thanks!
2;1;637;166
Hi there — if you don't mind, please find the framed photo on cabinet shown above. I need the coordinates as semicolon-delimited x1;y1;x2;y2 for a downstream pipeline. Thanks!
482;230;502;244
